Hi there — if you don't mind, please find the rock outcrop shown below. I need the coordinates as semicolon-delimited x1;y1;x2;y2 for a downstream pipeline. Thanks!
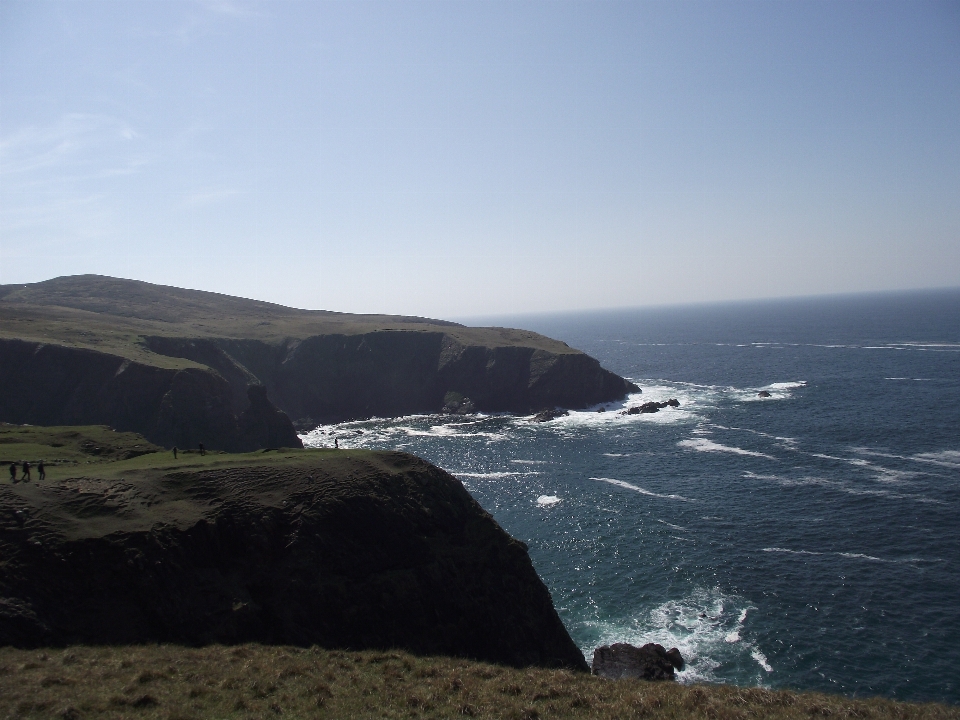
530;408;570;422
592;643;685;681
0;450;588;671
623;399;680;415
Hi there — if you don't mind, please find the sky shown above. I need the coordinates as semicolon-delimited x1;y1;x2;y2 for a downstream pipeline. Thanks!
1;0;958;319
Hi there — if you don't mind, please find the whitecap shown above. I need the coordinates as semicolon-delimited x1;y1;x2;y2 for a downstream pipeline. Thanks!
765;548;940;566
762;547;823;556
751;648;773;672
724;609;752;643
454;471;541;479
837;552;885;562
658;520;687;530
536;495;561;506
678;437;775;459
511;459;549;465
764;381;807;390
911;450;960;469
591;477;694;502
578;587;763;686
811;452;846;461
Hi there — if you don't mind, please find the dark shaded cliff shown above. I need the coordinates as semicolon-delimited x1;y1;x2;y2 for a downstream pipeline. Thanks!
0;339;300;452
0;446;588;671
0;275;638;445
145;333;634;425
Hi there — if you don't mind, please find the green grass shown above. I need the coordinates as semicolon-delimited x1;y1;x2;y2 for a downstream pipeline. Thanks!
0;275;577;366
0;645;955;720
0;424;164;468
0;423;386;485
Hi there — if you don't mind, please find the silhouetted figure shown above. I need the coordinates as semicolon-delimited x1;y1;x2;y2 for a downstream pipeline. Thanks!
199;443;205;456
38;460;45;481
334;438;339;449
8;462;16;483
173;446;178;459
22;461;31;482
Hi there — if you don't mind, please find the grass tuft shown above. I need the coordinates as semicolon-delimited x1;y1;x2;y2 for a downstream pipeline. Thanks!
0;644;956;719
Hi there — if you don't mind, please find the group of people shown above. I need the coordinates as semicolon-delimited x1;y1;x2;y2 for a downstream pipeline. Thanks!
171;443;204;459
8;460;45;483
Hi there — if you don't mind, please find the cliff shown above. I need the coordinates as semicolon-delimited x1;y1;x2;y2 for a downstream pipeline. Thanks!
0;434;588;671
0;276;637;448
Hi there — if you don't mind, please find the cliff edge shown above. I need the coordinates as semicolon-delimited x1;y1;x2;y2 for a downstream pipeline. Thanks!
0;438;588;671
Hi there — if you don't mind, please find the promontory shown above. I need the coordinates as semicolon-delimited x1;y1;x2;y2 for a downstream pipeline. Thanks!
0;425;587;670
0;275;637;451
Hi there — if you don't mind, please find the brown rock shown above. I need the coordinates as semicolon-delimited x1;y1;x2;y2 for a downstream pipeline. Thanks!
591;642;684;681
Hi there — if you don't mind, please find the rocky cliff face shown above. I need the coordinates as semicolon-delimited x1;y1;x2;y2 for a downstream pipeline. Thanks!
144;333;636;426
0;339;301;452
0;451;588;671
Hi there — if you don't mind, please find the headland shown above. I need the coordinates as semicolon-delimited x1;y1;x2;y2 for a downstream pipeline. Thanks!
0;275;638;451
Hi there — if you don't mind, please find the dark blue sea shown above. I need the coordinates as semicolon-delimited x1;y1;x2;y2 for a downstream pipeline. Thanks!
302;289;960;704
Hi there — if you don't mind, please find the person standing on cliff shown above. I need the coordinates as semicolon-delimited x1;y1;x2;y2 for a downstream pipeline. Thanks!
8;462;16;483
37;460;45;481
173;446;178;459
21;461;31;482
199;443;205;456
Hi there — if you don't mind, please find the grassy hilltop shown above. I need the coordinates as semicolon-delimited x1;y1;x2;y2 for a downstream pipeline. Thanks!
0;274;573;365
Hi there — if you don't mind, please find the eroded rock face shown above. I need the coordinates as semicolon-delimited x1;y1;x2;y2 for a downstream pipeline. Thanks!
0;340;301;452
592;643;685;681
0;451;588;671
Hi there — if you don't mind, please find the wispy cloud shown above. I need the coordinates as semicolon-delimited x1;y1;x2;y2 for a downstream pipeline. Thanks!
184;188;243;207
197;0;264;19
0;113;147;180
168;0;267;42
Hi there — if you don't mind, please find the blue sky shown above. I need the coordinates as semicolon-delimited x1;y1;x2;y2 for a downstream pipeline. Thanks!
1;0;958;318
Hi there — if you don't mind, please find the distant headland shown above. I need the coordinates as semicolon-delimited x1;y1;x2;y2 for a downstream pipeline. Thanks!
0;275;637;451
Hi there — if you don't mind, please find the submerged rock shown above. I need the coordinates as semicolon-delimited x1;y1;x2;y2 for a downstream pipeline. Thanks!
758;390;772;398
531;408;569;422
592;642;685;681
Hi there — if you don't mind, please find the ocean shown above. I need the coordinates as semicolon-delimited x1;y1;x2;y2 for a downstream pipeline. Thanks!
300;289;960;704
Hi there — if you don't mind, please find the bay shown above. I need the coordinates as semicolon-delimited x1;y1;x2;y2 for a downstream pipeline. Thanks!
301;288;960;703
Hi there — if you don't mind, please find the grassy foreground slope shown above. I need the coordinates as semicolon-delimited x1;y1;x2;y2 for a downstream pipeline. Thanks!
1;644;957;720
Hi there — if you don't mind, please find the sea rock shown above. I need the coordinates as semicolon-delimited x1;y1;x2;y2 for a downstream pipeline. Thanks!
757;390;772;398
531;408;569;422
623;399;680;415
0;451;588;671
442;391;476;415
591;643;685;681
